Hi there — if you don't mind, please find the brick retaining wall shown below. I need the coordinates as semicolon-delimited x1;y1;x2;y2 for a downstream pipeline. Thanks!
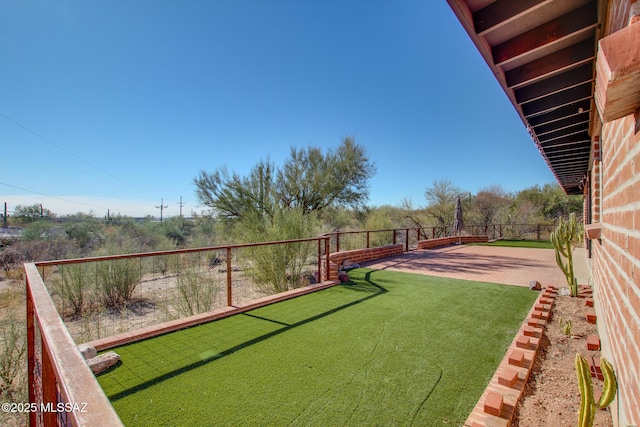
417;235;488;249
326;244;404;280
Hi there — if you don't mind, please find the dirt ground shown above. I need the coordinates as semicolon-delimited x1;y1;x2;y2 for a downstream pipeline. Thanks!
512;292;613;426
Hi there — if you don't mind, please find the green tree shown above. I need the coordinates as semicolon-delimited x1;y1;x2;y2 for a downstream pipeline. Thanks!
276;137;376;214
14;204;55;223
424;179;461;232
470;185;511;227
194;137;376;224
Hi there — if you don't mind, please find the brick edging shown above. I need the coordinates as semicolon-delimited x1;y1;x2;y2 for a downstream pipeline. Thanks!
465;286;558;427
87;280;340;351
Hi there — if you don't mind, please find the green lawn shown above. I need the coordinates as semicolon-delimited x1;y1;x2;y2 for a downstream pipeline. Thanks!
98;268;537;426
475;239;554;249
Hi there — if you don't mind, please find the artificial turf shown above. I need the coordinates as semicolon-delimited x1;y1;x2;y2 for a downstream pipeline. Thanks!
474;239;554;249
98;268;538;426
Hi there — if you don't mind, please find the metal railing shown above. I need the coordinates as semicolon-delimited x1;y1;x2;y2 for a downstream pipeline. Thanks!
325;223;557;252
23;222;558;426
324;228;423;253
25;237;331;426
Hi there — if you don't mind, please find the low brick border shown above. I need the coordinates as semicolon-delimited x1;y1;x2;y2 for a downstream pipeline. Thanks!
465;285;558;427
87;280;340;351
326;244;404;280
417;235;488;249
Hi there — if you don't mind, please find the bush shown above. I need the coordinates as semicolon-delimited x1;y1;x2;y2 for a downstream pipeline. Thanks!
0;248;23;274
95;258;143;308
244;241;314;294
57;264;90;316
240;208;316;294
174;256;219;316
0;315;26;400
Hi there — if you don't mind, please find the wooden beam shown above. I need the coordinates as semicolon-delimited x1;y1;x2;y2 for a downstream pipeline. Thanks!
545;143;591;153
527;99;591;127
534;113;590;136
515;63;593;104
492;3;598;66
473;0;551;35
537;123;590;142
540;129;590;143
522;82;592;117
506;38;595;88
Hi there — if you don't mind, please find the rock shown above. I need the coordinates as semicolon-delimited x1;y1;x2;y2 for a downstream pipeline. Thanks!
78;344;97;360
342;260;360;269
338;273;349;283
529;281;542;290
87;351;120;375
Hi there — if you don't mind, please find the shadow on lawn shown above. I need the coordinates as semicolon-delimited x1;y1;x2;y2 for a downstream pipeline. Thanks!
108;274;387;402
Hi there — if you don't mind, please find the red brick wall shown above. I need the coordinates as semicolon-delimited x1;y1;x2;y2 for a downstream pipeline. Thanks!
326;244;404;280
591;112;640;426
417;235;488;249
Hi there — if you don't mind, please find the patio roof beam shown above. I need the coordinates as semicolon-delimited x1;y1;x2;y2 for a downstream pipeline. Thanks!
522;83;593;117
505;39;594;89
533;114;590;136
515;63;594;105
537;124;590;142
492;3;598;67
473;0;552;36
527;100;592;127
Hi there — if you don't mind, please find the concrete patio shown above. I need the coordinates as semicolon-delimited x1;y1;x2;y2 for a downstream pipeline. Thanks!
361;244;590;289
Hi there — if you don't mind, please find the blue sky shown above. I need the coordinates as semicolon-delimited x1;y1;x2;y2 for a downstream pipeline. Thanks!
1;0;556;218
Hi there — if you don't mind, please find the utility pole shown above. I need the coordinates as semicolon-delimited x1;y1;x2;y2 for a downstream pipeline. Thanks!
177;196;185;218
155;198;168;223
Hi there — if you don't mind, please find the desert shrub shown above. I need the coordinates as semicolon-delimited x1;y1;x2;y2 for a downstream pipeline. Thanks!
57;264;90;316
95;258;143;308
244;240;315;294
174;257;219;316
0;248;23;274
0;315;26;400
239;208;316;294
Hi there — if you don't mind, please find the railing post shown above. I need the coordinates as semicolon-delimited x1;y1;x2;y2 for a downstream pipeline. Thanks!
317;239;322;283
537;224;541;240
392;230;397;245
366;231;370;248
324;238;330;281
41;340;58;426
26;277;37;427
226;247;233;306
336;232;340;253
405;229;409;252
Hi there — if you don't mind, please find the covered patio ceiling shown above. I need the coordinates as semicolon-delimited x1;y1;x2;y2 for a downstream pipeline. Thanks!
447;0;604;195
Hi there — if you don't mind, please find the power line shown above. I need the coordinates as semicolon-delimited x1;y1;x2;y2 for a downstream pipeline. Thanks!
0;182;143;215
0;111;148;194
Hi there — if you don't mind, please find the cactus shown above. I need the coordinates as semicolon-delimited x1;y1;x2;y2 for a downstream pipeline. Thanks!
551;213;581;296
558;317;572;336
575;353;617;427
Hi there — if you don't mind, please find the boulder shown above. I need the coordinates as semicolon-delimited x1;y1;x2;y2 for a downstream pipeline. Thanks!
87;351;120;375
78;344;97;360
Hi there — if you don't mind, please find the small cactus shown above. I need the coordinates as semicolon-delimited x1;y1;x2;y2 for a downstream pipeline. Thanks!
558;317;572;336
575;353;617;427
551;213;582;297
